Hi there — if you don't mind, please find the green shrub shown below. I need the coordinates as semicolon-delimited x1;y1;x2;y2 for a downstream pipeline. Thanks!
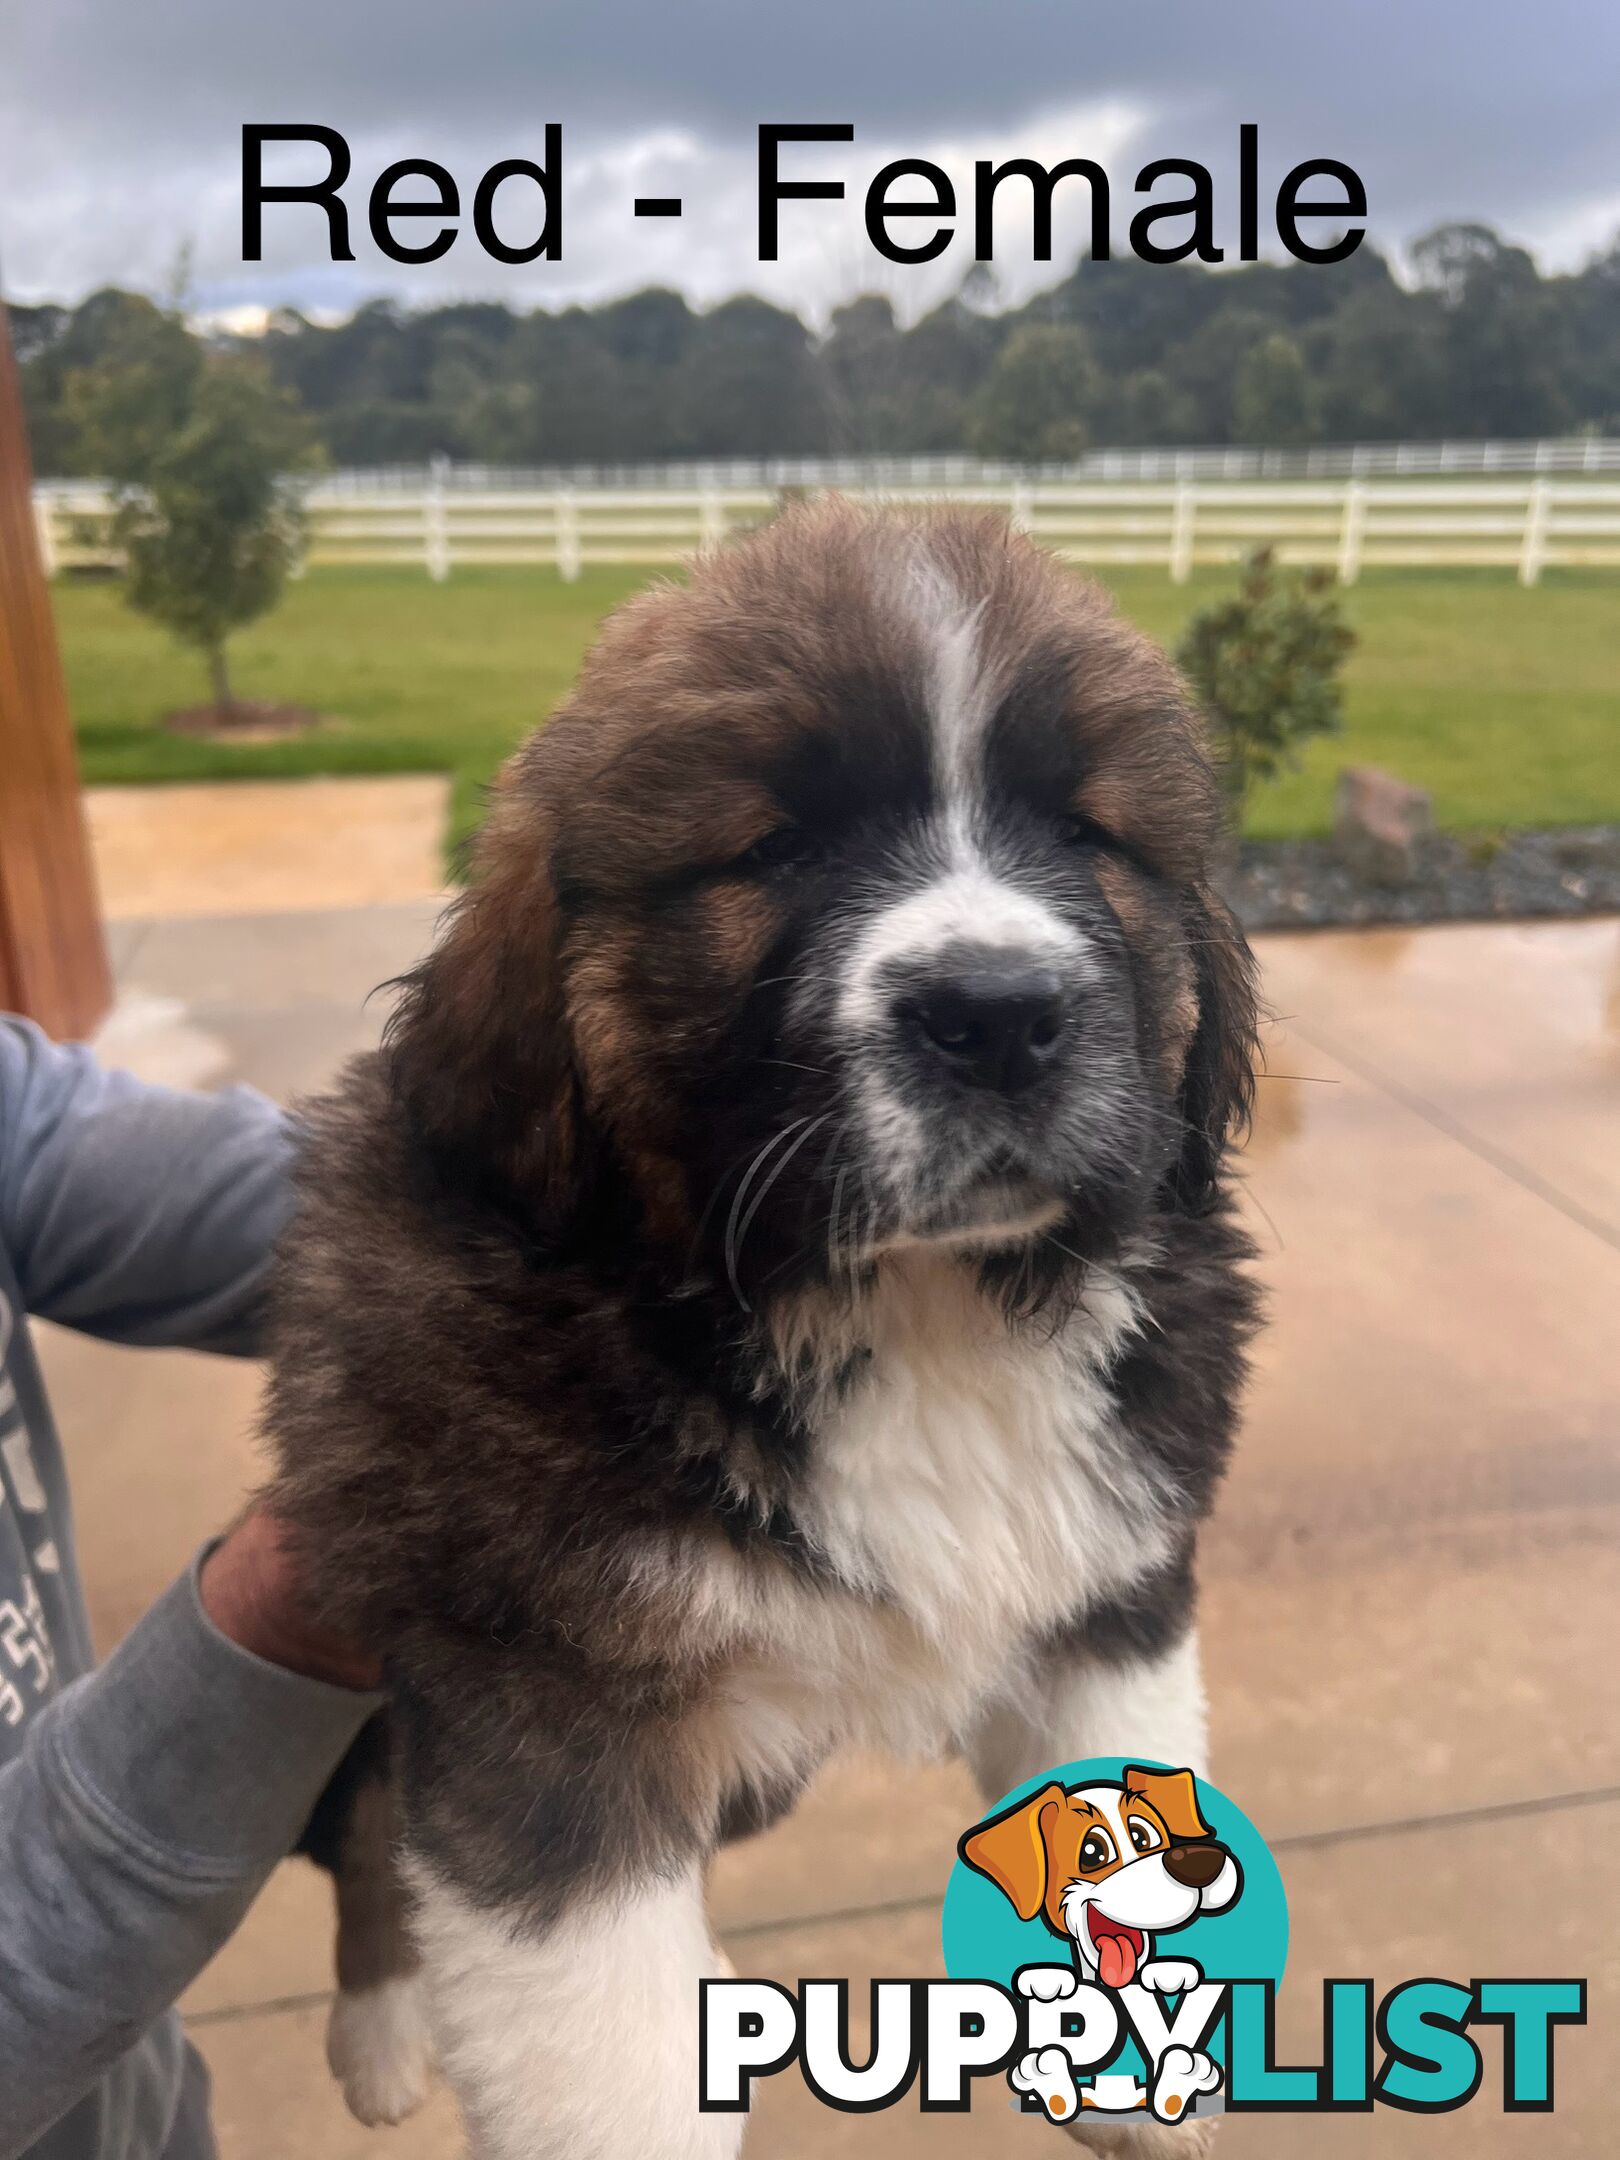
1176;548;1356;809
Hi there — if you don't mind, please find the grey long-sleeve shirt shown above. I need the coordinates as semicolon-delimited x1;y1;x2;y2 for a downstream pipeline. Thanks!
0;1017;378;2160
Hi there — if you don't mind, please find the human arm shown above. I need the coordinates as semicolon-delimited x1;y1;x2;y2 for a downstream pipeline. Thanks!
0;1015;292;1354
0;1516;379;2159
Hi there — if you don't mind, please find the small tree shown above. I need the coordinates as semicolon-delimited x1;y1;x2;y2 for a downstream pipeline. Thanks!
970;323;1096;463
1176;549;1355;812
71;325;313;716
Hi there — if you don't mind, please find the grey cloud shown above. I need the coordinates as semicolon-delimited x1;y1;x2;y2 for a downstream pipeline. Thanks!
4;0;1617;316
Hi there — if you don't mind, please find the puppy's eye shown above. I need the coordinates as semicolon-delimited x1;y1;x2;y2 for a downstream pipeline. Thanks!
1078;1830;1116;1873
737;826;821;873
1060;812;1115;852
1127;1817;1162;1855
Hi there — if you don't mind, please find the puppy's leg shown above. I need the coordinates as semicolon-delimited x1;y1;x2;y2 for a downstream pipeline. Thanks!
410;1856;739;2160
297;1715;435;2125
325;1781;435;2124
966;1554;1210;1799
393;1653;744;2160
1069;2118;1220;2159
966;1558;1216;2155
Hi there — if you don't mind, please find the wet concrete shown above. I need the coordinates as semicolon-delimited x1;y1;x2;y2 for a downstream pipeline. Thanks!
32;907;1619;2158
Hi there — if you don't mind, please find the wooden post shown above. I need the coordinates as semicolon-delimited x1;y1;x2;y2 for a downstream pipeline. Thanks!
0;303;111;1039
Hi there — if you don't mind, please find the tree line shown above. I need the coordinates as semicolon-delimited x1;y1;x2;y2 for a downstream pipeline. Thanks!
15;221;1619;476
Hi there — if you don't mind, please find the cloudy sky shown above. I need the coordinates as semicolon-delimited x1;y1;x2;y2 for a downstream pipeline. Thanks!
5;0;1618;327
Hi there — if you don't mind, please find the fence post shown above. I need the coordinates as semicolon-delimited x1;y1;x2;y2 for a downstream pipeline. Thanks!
32;492;59;580
1519;477;1550;587
424;455;450;582
556;489;581;583
1336;480;1366;585
1009;479;1034;533
698;484;725;553
1169;480;1196;584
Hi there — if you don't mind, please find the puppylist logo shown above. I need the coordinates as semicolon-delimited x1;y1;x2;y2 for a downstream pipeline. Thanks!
700;1760;1585;2124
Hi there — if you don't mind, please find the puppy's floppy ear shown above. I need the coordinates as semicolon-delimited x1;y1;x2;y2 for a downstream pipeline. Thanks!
384;791;588;1228
1124;1766;1212;1844
1166;889;1259;1214
959;1782;1065;1921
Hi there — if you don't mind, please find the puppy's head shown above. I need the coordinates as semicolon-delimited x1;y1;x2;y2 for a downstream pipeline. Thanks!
961;1765;1242;1987
387;499;1256;1302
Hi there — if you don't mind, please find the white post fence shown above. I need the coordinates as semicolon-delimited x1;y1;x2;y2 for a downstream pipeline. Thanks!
555;490;581;583
1169;481;1197;585
32;493;58;580
1337;480;1367;585
423;454;451;583
1518;476;1551;588
32;472;1620;584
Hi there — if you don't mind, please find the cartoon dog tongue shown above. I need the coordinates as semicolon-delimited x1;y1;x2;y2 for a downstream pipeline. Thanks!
1088;1913;1144;1988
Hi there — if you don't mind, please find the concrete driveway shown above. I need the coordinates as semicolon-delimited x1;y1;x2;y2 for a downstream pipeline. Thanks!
36;905;1620;2158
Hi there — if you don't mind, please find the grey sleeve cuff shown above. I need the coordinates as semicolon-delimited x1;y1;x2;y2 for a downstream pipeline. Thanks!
46;1550;381;1880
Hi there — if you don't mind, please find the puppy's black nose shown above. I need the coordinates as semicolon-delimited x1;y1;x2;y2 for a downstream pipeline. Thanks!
1163;1842;1228;1891
906;964;1067;1094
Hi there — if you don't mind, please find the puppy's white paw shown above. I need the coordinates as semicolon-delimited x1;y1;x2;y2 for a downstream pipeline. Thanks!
1149;2044;1221;2125
1017;1963;1080;2002
1137;1957;1202;1995
1011;2044;1081;2123
327;1975;436;2126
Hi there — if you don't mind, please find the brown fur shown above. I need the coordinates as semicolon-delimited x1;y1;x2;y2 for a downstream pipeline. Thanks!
273;500;1261;2140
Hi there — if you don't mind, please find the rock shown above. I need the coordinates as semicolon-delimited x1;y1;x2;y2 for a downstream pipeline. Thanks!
1332;766;1434;887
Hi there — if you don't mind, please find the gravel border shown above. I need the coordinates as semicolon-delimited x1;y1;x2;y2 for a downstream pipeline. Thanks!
1221;826;1620;933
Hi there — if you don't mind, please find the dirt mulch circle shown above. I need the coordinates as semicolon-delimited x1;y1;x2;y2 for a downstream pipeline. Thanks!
163;701;328;744
1223;825;1620;933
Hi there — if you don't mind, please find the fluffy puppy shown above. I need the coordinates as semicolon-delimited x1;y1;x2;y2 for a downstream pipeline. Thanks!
269;497;1261;2158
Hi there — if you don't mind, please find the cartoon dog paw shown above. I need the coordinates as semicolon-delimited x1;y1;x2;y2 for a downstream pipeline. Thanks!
1148;2044;1222;2124
1017;1964;1080;2003
1136;1957;1203;1995
1012;2044;1081;2123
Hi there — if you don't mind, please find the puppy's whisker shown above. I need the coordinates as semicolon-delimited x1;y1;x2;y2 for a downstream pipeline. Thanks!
828;1164;849;1286
727;1114;831;1315
689;1126;802;1265
720;1118;812;1297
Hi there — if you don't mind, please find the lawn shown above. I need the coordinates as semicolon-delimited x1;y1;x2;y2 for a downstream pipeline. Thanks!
53;563;1620;861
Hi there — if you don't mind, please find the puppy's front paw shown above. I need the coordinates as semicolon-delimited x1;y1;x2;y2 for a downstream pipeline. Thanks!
1011;2044;1081;2123
1136;1957;1202;1995
326;1975;436;2126
1016;1963;1079;2002
1149;2044;1221;2125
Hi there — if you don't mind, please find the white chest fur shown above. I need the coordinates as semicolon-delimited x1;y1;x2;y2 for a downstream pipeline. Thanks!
799;1252;1167;1645
686;1252;1176;1779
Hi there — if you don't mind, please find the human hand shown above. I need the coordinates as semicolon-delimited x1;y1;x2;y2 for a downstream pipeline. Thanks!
199;1506;381;1691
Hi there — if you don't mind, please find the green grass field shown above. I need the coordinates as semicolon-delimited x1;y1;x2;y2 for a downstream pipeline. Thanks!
54;564;1620;860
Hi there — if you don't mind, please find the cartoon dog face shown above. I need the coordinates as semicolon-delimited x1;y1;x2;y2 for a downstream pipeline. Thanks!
960;1765;1241;1988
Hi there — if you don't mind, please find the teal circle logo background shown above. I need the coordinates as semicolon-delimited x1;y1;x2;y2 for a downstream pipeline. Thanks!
942;1757;1288;2072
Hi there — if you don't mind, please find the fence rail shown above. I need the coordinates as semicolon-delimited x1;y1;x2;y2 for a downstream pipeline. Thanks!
35;475;1620;586
242;438;1620;490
